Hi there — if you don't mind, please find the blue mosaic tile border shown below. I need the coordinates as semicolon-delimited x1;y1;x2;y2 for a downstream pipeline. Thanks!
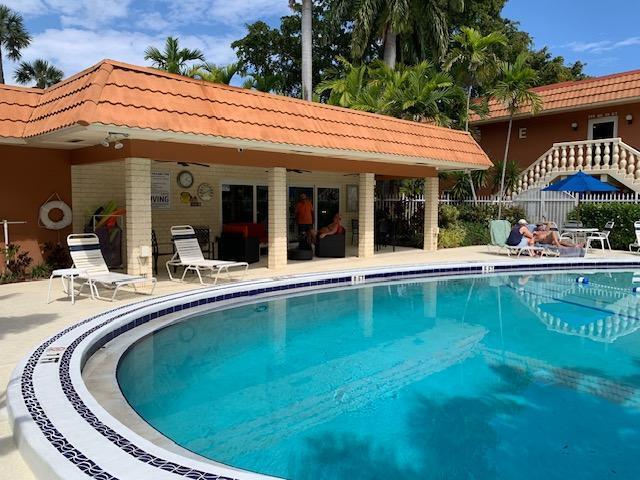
19;261;640;479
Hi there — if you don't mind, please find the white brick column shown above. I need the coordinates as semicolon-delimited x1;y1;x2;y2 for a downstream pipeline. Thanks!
268;167;288;269
125;158;153;278
423;176;439;251
358;173;375;258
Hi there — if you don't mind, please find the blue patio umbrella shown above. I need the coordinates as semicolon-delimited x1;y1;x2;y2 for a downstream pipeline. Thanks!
542;171;618;193
542;171;618;222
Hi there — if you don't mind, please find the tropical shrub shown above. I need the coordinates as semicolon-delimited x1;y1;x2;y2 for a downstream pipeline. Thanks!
570;203;640;251
438;224;466;248
1;244;33;282
438;204;460;227
30;263;52;279
437;203;525;248
43;241;72;270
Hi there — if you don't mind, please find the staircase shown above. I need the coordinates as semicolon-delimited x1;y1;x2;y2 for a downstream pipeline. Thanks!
514;138;640;196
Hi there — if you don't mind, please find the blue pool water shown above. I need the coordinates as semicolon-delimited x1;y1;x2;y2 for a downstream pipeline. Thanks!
117;271;640;479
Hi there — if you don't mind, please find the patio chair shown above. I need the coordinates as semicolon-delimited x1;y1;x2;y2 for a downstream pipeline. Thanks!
586;220;614;253
67;233;156;301
488;220;548;258
167;225;248;285
629;221;640;253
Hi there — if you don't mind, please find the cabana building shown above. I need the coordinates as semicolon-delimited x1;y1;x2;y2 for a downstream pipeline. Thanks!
0;60;491;276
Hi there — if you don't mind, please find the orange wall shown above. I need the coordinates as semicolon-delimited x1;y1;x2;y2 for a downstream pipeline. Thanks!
476;102;640;175
0;145;72;267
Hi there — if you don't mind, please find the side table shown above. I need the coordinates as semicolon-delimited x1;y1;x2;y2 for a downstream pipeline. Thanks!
47;268;86;304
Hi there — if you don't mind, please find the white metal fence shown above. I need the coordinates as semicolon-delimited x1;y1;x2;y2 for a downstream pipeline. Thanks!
377;190;640;225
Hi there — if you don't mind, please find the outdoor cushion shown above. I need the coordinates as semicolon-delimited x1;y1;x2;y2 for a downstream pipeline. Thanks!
223;224;249;238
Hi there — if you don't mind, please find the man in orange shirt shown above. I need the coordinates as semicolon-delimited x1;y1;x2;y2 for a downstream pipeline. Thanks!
295;193;314;237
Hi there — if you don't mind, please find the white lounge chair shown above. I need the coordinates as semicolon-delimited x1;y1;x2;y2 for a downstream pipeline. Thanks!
167;225;249;285
629;221;640;253
586;220;614;253
67;233;156;301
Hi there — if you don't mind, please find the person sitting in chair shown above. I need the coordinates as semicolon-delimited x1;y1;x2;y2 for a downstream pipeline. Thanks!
506;219;535;248
534;223;583;248
308;213;343;243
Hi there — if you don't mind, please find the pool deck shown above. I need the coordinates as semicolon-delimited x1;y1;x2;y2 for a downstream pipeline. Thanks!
2;245;639;479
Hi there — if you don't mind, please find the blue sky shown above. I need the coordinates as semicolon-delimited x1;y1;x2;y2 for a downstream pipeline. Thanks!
4;0;640;86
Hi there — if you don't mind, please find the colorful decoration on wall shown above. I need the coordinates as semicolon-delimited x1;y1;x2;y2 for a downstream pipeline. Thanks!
180;192;192;204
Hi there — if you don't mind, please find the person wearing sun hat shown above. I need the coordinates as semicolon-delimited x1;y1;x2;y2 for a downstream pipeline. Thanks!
506;218;535;247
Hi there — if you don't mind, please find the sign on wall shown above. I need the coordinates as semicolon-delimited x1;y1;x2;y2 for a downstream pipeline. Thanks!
151;171;171;209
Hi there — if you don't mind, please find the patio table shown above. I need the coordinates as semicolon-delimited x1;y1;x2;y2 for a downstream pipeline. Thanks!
560;227;599;243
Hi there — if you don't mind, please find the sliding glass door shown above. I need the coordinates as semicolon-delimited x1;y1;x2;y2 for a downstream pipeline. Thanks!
316;187;339;228
221;184;268;226
287;186;340;238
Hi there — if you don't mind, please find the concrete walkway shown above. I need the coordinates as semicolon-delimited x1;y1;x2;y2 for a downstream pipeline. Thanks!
1;245;637;479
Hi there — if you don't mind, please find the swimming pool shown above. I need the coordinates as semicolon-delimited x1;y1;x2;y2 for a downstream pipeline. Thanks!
116;270;640;479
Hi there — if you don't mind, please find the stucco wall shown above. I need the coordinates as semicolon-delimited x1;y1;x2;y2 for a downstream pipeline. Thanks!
0;146;72;267
475;103;640;186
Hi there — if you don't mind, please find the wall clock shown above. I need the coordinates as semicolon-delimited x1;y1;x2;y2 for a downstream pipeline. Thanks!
197;183;213;201
177;170;194;188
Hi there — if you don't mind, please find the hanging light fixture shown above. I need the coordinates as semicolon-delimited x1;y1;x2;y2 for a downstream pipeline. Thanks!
100;132;129;149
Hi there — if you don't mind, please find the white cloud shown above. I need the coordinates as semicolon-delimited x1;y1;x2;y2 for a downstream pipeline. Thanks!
564;36;640;54
163;0;290;28
1;0;47;15
210;0;290;24
5;27;238;85
4;0;133;28
135;11;170;31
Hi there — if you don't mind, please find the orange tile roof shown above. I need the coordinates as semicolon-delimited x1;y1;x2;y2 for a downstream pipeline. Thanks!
0;84;41;138
1;60;491;167
474;69;640;124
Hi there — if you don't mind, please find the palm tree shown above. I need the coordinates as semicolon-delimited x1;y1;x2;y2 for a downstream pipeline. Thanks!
490;160;521;197
289;0;313;101
14;58;63;88
316;57;369;107
189;62;240;84
331;0;462;69
384;61;457;126
0;5;31;84
144;36;204;76
488;53;542;218
242;73;282;93
444;27;506;131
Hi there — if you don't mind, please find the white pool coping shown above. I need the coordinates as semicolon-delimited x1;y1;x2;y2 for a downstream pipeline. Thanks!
8;257;640;480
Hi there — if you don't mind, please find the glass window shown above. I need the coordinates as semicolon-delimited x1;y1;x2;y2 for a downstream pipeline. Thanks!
317;187;340;228
257;185;268;226
222;185;253;223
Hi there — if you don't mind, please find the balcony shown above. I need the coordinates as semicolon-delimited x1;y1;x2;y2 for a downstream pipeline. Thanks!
514;138;640;196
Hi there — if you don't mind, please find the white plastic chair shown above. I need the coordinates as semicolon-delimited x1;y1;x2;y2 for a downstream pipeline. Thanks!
67;233;156;301
167;225;249;284
629;221;640;253
586;221;614;253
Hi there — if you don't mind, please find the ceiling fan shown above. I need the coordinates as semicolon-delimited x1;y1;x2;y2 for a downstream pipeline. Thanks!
153;160;210;168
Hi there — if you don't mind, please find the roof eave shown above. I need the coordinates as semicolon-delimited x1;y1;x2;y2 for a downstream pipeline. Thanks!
471;96;640;126
82;123;493;170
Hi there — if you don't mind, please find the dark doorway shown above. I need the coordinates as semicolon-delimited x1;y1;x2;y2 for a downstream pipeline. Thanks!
591;120;615;140
288;186;314;238
316;187;340;228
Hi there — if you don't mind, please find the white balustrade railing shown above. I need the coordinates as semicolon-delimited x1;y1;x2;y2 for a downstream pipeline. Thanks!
515;138;640;195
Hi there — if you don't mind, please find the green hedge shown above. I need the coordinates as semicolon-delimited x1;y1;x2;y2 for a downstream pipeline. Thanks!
570;203;640;250
437;203;523;248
